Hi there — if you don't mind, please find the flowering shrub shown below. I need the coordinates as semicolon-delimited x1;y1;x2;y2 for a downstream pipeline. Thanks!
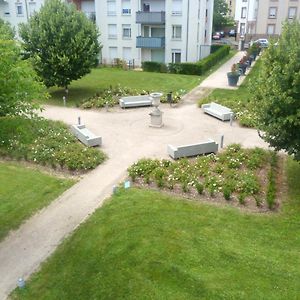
0;117;105;171
127;144;278;210
81;84;184;109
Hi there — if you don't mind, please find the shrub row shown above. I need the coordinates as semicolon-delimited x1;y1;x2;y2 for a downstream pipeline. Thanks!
0;117;106;171
142;45;231;75
127;144;276;209
81;84;184;109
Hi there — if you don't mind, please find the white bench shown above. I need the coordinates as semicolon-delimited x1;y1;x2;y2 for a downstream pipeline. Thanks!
201;102;233;121
70;124;102;147
119;95;152;108
167;139;218;159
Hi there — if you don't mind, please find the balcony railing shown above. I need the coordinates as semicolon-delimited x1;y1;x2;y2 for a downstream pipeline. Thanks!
136;11;165;24
136;36;165;48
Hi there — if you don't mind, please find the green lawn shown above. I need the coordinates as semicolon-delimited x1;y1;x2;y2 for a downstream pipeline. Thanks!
12;158;300;299
47;51;236;106
0;161;75;241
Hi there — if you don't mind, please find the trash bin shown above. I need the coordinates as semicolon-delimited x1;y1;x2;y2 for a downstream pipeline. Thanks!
167;92;172;104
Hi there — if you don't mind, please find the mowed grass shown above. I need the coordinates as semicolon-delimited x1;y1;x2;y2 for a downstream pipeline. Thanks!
47;68;201;106
47;50;237;106
12;158;300;299
0;161;75;241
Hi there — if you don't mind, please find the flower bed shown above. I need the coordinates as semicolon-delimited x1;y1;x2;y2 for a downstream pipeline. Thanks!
0;117;106;171
127;145;279;211
80;85;185;109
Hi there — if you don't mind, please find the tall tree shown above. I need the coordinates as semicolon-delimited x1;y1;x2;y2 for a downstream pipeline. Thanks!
19;0;101;90
0;31;46;117
252;21;300;160
213;0;235;31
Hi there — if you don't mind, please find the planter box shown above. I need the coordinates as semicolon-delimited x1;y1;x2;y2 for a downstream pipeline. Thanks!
227;72;240;86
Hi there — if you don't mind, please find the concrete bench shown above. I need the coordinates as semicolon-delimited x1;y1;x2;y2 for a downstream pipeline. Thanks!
201;102;233;121
167;139;218;159
70;124;102;147
119;95;152;108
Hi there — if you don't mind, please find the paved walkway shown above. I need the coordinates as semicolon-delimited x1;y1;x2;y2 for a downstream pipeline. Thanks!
200;51;248;90
0;58;266;299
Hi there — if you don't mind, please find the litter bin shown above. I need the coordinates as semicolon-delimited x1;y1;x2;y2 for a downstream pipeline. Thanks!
167;92;172;104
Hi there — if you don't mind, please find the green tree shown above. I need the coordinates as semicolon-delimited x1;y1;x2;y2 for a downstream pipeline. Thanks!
0;39;46;117
0;19;15;39
252;21;300;160
213;0;235;31
19;0;101;90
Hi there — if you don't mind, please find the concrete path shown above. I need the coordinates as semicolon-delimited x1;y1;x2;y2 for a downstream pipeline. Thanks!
0;58;267;299
200;51;248;90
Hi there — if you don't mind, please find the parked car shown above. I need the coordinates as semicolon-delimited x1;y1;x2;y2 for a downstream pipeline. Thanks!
228;29;236;37
212;32;221;40
254;38;269;48
219;31;225;38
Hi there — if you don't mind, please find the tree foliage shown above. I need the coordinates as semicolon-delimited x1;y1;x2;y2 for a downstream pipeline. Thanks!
252;21;300;160
19;0;101;89
0;18;15;39
213;0;235;31
0;21;46;117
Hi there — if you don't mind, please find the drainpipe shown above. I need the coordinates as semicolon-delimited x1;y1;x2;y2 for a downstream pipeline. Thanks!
24;0;29;22
186;0;190;61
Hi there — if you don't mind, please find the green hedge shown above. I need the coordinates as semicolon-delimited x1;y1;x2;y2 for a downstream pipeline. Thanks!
168;62;203;75
142;45;231;76
210;44;224;53
141;61;167;73
199;45;231;73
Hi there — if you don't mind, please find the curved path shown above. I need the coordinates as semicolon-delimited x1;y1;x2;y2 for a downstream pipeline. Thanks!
0;53;266;299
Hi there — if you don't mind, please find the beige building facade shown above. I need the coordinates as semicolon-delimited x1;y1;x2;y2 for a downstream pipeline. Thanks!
255;0;300;37
235;0;300;40
226;0;236;18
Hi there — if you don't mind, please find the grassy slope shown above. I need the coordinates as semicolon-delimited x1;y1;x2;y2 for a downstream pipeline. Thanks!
47;50;237;106
0;162;75;241
12;159;300;299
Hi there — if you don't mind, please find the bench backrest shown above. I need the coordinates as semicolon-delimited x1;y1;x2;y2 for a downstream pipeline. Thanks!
210;102;232;113
121;95;151;103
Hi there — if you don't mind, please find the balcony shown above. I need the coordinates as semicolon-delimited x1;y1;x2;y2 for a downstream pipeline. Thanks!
136;36;165;48
136;11;165;24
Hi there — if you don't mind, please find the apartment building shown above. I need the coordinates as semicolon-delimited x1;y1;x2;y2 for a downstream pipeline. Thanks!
0;0;44;31
255;0;300;37
96;0;214;66
235;0;300;40
0;0;214;65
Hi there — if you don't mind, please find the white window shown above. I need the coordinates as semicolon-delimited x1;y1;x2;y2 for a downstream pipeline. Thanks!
123;47;131;61
172;25;182;39
16;3;23;16
268;7;277;18
122;0;131;15
288;7;297;19
108;24;117;39
241;7;246;18
172;0;182;15
122;24;131;38
172;50;181;63
107;0;116;16
28;2;36;17
109;47;118;62
267;24;275;35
